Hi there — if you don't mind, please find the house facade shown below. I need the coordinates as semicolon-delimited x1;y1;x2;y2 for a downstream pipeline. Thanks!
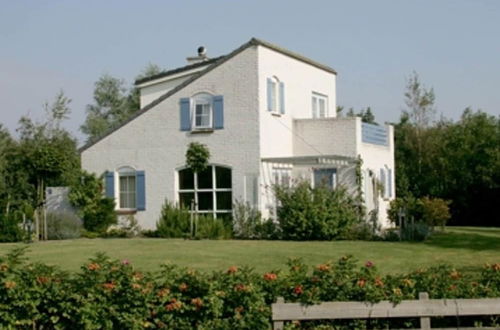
80;38;395;230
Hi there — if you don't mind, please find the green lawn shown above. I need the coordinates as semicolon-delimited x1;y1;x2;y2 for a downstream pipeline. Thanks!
0;227;498;274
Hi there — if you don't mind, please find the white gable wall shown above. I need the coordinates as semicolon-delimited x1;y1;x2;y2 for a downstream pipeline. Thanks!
257;46;337;159
82;47;260;229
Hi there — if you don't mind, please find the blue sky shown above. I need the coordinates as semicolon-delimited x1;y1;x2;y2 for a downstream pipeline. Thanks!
1;0;499;143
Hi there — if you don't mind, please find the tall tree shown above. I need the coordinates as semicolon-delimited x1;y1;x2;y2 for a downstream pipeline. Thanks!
81;64;162;143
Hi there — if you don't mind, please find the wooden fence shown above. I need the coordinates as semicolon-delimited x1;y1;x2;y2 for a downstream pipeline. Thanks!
272;292;500;330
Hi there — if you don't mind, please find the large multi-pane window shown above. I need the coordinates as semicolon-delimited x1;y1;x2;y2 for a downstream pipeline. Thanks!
178;165;232;219
119;167;136;209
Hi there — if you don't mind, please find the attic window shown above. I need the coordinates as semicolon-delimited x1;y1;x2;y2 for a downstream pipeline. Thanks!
193;93;213;129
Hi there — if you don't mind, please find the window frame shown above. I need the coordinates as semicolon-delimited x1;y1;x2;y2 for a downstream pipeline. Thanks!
312;92;329;118
118;167;137;210
312;168;337;190
268;76;281;114
192;93;213;130
177;165;232;219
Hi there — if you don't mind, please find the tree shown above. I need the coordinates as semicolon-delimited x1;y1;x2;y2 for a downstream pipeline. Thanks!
345;107;377;124
81;64;162;143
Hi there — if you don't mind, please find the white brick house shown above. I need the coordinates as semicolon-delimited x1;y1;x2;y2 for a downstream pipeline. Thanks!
80;38;395;230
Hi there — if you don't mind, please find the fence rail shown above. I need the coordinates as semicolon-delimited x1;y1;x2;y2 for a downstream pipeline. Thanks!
272;292;500;330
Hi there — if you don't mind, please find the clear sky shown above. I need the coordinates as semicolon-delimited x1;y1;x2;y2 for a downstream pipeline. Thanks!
1;0;499;144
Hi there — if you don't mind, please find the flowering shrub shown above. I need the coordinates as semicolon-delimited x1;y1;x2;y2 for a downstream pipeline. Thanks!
0;248;499;328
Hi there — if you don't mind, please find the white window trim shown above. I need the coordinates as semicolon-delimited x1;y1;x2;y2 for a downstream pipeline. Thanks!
192;94;213;130
268;77;281;114
117;167;137;211
312;92;329;119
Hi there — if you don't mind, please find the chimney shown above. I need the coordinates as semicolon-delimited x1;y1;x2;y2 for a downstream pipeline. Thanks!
186;46;209;64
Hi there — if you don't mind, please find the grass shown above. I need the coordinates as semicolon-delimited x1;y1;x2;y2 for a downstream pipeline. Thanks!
0;227;498;274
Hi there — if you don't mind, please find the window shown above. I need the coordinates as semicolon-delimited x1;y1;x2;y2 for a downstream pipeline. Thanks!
313;168;337;189
178;165;232;219
312;93;328;118
380;167;393;199
267;77;285;114
193;93;212;129
119;167;136;209
180;95;224;131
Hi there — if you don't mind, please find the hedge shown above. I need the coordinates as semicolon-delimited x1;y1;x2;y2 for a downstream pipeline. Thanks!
0;247;499;329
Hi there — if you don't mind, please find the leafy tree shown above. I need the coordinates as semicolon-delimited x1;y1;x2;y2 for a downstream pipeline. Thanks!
346;107;377;124
81;64;162;143
69;170;117;233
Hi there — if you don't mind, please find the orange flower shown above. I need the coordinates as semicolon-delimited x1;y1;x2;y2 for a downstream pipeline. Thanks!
357;279;366;288
293;285;303;295
165;298;182;311
157;288;170;298
36;276;50;285
131;283;142;290
234;284;248;292
87;263;100;271
179;283;188;292
234;306;244;314
316;264;330;272
374;277;384;288
0;263;8;272
102;282;116;291
4;281;16;289
133;272;143;281
227;266;238;274
492;263;500;271
448;284;457;291
263;273;277;281
191;297;203;309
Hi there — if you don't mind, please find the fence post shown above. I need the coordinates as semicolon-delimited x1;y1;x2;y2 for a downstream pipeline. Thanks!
274;297;284;330
419;292;431;330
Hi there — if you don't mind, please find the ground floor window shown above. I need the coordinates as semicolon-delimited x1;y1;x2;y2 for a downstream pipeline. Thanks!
178;165;232;219
313;168;337;189
119;167;136;209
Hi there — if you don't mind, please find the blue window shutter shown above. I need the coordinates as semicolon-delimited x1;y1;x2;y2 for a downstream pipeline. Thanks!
213;95;224;129
279;82;285;114
267;78;273;111
388;169;392;198
105;171;114;199
180;98;191;131
136;171;146;211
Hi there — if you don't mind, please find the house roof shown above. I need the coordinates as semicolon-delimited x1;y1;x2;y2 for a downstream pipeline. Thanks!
134;55;225;86
80;38;337;152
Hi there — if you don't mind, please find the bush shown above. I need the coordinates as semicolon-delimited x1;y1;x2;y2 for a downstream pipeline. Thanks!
255;219;282;240
232;200;262;239
195;216;232;240
156;200;190;238
0;249;499;329
341;221;377;241
69;171;117;233
274;181;362;240
46;211;82;240
0;214;24;242
420;197;451;228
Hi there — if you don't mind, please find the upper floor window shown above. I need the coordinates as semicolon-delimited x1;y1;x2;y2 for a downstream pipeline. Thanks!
193;93;213;129
267;77;285;114
312;92;328;118
180;94;224;132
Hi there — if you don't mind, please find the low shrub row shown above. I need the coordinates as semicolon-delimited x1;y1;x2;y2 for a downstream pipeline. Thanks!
0;248;499;329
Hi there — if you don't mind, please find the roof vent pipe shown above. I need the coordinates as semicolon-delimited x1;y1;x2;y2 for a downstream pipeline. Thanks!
187;46;209;64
